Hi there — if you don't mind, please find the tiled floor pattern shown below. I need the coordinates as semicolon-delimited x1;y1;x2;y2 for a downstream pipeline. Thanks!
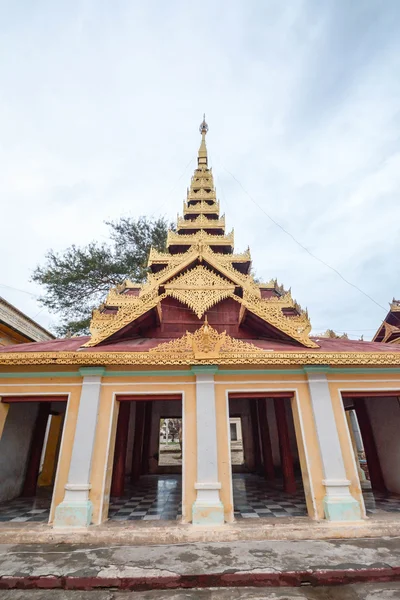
363;489;400;514
108;475;182;521
2;474;400;522
232;474;307;519
0;492;51;523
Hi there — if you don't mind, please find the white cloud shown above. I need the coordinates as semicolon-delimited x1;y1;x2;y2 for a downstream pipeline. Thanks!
0;0;399;339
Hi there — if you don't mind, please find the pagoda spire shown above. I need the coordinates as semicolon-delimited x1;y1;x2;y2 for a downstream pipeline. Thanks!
198;114;208;167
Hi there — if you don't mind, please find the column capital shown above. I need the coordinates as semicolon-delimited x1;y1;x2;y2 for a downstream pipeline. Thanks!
190;365;218;376
78;367;106;377
303;366;331;374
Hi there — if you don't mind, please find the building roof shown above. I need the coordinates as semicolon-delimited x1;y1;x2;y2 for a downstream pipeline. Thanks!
1;334;399;354
373;300;400;344
0;296;54;343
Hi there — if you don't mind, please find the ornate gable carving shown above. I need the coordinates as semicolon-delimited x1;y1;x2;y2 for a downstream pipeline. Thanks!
164;265;235;318
150;318;265;360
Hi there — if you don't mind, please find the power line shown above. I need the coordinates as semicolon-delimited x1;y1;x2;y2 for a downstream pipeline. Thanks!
151;156;195;218
0;283;39;298
221;165;390;316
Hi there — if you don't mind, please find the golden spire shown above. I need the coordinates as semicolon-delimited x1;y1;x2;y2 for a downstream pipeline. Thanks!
198;114;208;166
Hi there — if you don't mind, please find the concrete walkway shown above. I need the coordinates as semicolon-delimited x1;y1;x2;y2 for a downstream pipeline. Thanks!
1;584;400;598
0;538;400;592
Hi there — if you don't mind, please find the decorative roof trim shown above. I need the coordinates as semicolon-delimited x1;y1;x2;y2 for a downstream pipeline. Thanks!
0;297;54;343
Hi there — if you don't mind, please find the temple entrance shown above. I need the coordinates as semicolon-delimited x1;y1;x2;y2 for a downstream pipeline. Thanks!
228;393;308;519
342;391;400;515
0;397;67;523
109;395;183;522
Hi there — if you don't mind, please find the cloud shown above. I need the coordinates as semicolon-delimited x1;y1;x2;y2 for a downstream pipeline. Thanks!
0;0;399;339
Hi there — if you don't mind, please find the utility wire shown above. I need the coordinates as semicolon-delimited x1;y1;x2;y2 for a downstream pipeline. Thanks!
0;283;39;298
150;156;195;218
221;165;390;316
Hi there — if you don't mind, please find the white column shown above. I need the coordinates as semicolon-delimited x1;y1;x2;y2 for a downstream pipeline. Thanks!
306;371;362;521
54;368;105;528
191;366;224;525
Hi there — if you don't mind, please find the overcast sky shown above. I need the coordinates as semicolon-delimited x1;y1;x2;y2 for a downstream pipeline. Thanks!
1;0;399;340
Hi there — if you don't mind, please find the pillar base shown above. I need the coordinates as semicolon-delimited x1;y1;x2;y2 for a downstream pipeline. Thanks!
54;500;93;528
323;479;362;522
192;483;224;526
192;501;225;526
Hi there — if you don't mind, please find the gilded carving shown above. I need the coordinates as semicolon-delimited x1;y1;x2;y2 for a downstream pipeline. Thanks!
1;348;400;367
166;229;234;248
184;200;220;215
150;319;265;359
177;214;225;230
164;265;235;318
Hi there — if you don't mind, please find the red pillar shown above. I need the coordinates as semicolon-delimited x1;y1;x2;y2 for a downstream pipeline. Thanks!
249;400;262;473
257;398;275;481
141;402;153;475
131;402;145;483
21;403;50;497
110;402;131;497
353;398;386;492
274;398;296;494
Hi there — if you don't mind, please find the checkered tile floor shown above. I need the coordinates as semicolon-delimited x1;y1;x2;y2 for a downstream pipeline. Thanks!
0;492;51;523
233;474;308;519
109;475;182;521
2;475;400;522
363;489;400;514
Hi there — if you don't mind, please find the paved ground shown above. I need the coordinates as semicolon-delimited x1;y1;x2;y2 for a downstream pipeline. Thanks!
1;584;400;598
0;537;400;593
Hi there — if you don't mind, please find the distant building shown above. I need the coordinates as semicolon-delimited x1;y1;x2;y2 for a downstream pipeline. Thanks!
0;296;54;347
373;299;400;344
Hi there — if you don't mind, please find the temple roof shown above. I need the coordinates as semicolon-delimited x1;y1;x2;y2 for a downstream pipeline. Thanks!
373;299;400;344
1;334;399;354
82;118;316;350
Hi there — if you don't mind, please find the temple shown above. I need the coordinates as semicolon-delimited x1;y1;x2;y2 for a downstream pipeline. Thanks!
373;299;400;344
1;118;400;532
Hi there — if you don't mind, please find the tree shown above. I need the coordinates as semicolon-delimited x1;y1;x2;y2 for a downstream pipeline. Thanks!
32;216;173;336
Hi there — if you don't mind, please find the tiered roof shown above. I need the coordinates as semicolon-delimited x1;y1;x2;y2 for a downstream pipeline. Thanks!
83;117;315;348
5;118;400;367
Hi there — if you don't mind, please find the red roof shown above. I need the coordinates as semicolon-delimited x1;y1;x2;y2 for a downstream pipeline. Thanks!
1;335;400;354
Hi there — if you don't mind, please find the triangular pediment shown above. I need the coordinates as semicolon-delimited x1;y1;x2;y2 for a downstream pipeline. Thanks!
163;265;235;319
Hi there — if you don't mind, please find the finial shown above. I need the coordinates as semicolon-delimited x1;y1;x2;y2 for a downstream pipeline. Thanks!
199;114;208;136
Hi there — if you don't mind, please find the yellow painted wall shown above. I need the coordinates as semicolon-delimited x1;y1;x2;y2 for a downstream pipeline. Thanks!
213;376;326;520
0;402;9;438
88;377;197;524
1;368;399;527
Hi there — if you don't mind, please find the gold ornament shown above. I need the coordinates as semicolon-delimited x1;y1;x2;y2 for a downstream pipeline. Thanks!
164;265;235;318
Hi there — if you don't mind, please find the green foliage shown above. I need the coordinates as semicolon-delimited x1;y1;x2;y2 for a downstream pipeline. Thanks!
32;216;173;336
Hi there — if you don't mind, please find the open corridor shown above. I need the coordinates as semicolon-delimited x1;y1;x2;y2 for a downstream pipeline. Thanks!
2;474;400;523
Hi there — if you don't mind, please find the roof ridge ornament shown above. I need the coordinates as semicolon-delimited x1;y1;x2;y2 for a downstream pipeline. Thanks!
199;114;208;135
198;114;208;166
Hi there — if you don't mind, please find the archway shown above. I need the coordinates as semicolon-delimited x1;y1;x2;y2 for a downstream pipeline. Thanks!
108;394;183;522
342;391;400;516
228;392;309;520
0;396;67;523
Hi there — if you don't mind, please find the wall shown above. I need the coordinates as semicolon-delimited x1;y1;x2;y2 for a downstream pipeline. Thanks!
0;402;38;501
215;374;324;521
367;396;400;494
87;376;197;525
